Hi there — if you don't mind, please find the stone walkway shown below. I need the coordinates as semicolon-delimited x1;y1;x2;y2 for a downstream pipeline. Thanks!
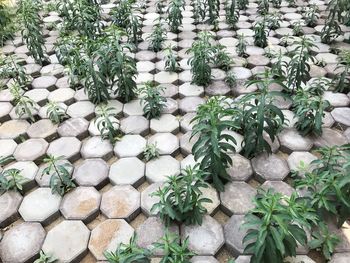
1;0;350;262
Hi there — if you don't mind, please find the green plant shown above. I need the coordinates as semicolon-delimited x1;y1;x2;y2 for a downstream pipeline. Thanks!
271;0;281;8
309;222;340;260
187;31;216;86
236;33;247;57
151;165;211;226
270;50;287;79
191;96;238;191
265;12;282;30
292;89;329;136
34;251;56;263
167;0;184;33
46;101;67;124
164;45;180;72
286;0;296;7
0;168;25;192
333;49;350;92
95;105;122;145
214;44;233;71
237;0;248;10
147;19;166;52
208;0;220;25
0;55;30;89
10;83;38;122
302;4;319;27
257;0;269;15
143;143;160;161
126;12;143;47
104;234;151;263
42;155;75;196
308;77;330;96
0;155;14;167
225;0;239;27
110;0;133;28
0;2;16;46
153;232;195;263
243;189;315;263
253;18;268;48
18;0;47;65
139;82;166;120
235;70;285;158
225;71;237;88
292;21;303;36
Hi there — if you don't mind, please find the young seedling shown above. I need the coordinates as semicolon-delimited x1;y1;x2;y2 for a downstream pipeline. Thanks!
34;251;56;263
302;4;319;27
143;143;160;161
95;105;122;145
147;19;166;52
0;168;26;193
237;0;248;10
46;101;67;124
42;155;75;196
257;0;269;15
333;49;350;92
164;45;180;72
167;0;184;33
308;77;331;96
292;20;303;36
0;55;30;89
225;0;240;28
253;18;268;48
265;12;282;30
10;83;38;122
0;2;16;46
139;82;167;120
214;44;233;71
225;71;237;88
236;33;248;57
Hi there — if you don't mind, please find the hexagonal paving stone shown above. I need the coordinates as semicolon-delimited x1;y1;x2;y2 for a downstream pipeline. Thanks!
235;256;251;263
148;133;179;156
278;128;314;153
261;181;295;197
120;115;149;136
180;131;196;156
205;81;231;96
13;138;48;163
181;215;224;255
179;97;205;113
60;187;100;223
114;134;146;158
31;76;57;90
88;219;134;260
81;136;113;160
252;153;290;182
27;119;58;141
179;83;204;98
73;159;109;188
180;112;196;132
323;92;350;107
191;256;219;263
150;114;179;134
221;182;256;216
227;154;253;181
162;98;178;115
47;137;81;162
0;191;23;228
154;71;178;84
146;155;180;183
57;118;89;139
40;64;64;77
141;182;163;216
48;88;75;104
331;108;350;128
287;151;318;172
330;253;350;263
101;185;140;221
0;102;12;122
201;184;220;215
42;220;90;262
109;157;145;187
0;120;30;140
284;256;316;263
0;222;45;263
136;217;179;256
314;128;348;148
67;101;95;120
19;187;61;225
4;161;38;191
123;99;144;116
0;139;17;158
224;214;248;255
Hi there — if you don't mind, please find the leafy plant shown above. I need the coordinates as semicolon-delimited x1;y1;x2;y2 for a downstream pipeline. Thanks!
225;0;240;27
292;21;303;36
42;155;75;196
18;0;48;65
257;0;269;15
309;222;340;260
236;34;247;57
265;12;282;30
271;0;281;8
139;82;166;120
214;44;233;71
151;165;211;226
0;2;16;46
46;101;67;124
164;45;180;72
187;31;216;86
153;232;195;263
10;83;38;122
270;50;287;79
191;96;238;191
0;168;25;192
302;4;319;27
292;88;329;136
225;71;237;88
208;0;220;25
126;12;143;47
253;18;268;48
167;0;184;33
34;251;56;263
95;105;122;145
104;234;151;263
243;189;315;263
237;0;248;10
333;49;350;92
143;143;160;161
0;55;30;89
286;0;296;7
147;19;166;52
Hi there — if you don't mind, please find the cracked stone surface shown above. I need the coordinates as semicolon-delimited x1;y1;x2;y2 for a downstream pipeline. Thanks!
109;157;145;187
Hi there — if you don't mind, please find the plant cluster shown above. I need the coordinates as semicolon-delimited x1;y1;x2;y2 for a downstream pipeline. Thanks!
0;1;16;46
34;251;56;263
151;165;212;226
302;4;319;27
333;49;350;92
225;0;240;28
147;19;166;52
167;0;184;33
143;143;160;161
164;46;180;72
236;34;247;57
46;101;67;124
253;18;268;48
0;168;26;193
95;105;122;145
10;83;38;122
0;55;30;89
139;82;166;120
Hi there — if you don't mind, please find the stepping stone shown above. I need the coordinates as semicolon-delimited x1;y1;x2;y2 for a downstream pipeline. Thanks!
191;256;219;263
88;219;134;261
201;184;220;215
136;217;179;256
331;108;350;128
42;220;90;262
160;83;178;98
224;214;248;255
323;92;350;107
316;53;338;64
0;139;17;158
0;191;23;228
141;182;164;216
113;134;146;158
285;256;316;263
205;81;231;96
31;76;57;90
35;159;73;187
47;137;81;162
221;182;256;215
180;131;196;156
109;157;145;187
148;133;179;156
227;154;253;181
19;187;61;225
278;128;313;153
48;88;75;104
24;89;49;105
179;97;205;113
261;181;294;197
137;61;155;72
330;253;350;263
162;98;178;115
180;112;196;133
0;102;12;122
120;116;149;136
81;136;113;160
314;128;348;148
0;120;30;140
146;155;180;183
150;114;179;134
230;67;252;80
0;222;45;263
235;256;251;263
57;118;89;139
67;101;95;120
155;71;178;84
123;99;144;116
27;119;58;141
135;50;156;61
179;83;204;98
40;64;64;77
252;153;290;182
101;185;140;221
287;151;318;173
181;215;224;255
60;187;100;223
24;63;41;77
180;154;199;169
73;159;109;188
4;161;38;192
